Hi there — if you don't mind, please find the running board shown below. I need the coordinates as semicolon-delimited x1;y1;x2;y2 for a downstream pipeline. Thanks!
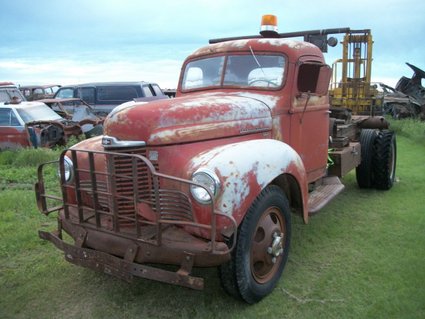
308;176;345;215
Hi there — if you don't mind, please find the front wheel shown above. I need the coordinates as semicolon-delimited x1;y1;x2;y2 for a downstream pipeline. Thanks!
219;185;291;304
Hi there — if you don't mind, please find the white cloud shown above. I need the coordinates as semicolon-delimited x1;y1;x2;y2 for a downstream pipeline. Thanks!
1;0;424;90
0;58;182;89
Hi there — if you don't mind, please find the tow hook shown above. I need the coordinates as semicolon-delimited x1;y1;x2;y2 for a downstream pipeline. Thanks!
267;232;284;264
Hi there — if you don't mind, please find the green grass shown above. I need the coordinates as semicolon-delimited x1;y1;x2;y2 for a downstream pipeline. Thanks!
0;124;424;319
388;117;425;146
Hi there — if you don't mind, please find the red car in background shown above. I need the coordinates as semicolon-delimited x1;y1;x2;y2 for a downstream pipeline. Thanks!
0;99;82;151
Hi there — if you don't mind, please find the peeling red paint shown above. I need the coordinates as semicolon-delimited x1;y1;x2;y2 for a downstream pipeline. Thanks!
104;92;273;145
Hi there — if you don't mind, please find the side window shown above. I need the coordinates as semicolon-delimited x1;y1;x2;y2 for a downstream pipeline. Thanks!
0;108;20;126
22;89;31;97
142;86;153;97
297;63;321;93
0;108;11;125
55;88;74;99
151;84;164;96
10;110;20;126
297;62;332;96
97;86;139;101
79;87;95;104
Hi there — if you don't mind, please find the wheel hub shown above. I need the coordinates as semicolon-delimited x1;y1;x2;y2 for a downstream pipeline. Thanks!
267;232;284;264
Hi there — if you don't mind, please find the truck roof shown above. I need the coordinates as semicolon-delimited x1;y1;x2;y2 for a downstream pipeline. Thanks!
187;38;324;63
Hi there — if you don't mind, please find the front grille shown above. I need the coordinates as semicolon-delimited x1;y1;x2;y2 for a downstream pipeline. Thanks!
110;148;157;228
110;148;195;225
65;147;195;240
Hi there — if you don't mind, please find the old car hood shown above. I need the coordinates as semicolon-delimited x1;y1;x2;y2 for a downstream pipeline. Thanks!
104;92;273;145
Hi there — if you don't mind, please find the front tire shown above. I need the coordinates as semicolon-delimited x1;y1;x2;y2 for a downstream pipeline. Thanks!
219;185;291;304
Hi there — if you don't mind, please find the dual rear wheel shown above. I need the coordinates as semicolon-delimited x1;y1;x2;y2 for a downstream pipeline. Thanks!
356;129;397;190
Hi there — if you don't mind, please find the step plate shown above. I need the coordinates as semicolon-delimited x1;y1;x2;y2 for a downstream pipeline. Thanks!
308;177;345;215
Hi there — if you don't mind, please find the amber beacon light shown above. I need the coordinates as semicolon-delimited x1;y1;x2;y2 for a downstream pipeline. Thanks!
260;14;278;37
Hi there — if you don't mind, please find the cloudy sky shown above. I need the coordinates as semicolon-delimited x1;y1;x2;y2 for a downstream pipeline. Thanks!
1;0;424;89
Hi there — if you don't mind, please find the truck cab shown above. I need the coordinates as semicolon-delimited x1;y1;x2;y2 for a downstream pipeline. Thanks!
176;38;332;184
35;16;396;304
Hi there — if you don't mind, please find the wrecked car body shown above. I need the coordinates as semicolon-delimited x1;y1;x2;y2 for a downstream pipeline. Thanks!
391;62;425;120
377;82;422;119
39;98;104;137
0;100;82;151
19;84;61;101
0;82;27;103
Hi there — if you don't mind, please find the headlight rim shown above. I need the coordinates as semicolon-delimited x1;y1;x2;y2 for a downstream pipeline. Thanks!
62;155;74;183
190;168;221;204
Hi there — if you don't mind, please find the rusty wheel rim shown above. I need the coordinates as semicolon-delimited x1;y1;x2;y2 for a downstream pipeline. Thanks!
250;206;286;284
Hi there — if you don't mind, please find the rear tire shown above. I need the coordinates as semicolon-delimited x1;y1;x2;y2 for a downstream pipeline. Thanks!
373;130;396;190
219;185;291;304
356;129;377;188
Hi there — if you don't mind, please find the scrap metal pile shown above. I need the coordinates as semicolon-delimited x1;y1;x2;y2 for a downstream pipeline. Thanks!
382;62;425;120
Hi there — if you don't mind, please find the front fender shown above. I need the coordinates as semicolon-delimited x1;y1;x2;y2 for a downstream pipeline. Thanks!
188;139;308;226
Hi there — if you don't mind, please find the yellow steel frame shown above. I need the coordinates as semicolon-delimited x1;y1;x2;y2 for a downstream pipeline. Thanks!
329;30;382;115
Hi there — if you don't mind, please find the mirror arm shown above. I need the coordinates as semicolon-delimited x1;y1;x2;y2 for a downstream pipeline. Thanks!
300;91;311;124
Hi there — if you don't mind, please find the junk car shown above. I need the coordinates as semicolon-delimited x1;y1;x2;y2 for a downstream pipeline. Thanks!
0;100;82;150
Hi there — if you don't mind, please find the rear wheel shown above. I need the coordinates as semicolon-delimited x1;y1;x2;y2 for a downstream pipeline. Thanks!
373;130;396;190
356;129;377;188
219;185;291;304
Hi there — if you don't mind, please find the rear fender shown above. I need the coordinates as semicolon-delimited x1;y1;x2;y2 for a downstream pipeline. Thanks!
188;139;309;227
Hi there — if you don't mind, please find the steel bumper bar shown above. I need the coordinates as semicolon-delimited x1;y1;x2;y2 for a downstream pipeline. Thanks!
39;230;205;290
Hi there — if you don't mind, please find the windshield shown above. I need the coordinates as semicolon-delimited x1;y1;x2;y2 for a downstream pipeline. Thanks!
182;54;285;91
17;104;62;123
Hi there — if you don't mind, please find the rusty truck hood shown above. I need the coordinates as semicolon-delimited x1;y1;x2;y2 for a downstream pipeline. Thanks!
104;92;273;145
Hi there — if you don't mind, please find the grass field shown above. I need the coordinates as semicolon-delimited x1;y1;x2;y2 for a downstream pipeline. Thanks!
0;122;424;319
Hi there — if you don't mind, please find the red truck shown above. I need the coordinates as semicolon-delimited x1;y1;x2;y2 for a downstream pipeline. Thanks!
36;16;396;303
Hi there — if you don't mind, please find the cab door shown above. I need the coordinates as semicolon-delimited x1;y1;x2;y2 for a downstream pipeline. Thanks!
289;59;332;183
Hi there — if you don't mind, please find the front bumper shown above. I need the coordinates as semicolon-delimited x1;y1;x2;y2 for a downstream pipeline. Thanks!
39;215;231;289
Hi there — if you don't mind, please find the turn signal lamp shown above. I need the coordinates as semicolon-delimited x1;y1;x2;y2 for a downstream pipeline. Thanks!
260;14;278;37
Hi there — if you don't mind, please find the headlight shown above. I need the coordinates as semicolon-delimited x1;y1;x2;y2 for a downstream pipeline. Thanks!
190;169;220;204
59;155;74;183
